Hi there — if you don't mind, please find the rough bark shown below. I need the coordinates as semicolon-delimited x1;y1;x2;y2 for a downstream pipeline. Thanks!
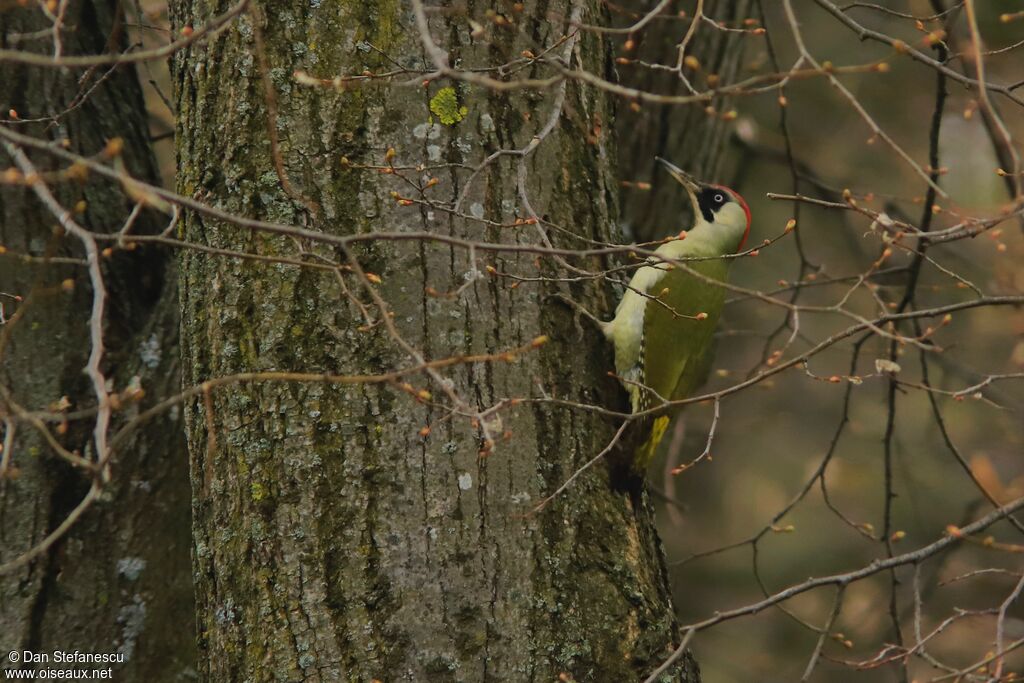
0;2;196;680
172;0;700;681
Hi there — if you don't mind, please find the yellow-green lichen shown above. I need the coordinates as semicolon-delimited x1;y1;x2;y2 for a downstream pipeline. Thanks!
251;481;266;502
429;87;468;125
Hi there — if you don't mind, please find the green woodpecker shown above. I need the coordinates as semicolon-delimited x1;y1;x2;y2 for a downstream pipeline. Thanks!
603;158;751;473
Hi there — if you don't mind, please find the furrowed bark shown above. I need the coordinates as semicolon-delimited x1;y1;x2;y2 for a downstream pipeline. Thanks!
0;1;195;679
171;0;706;679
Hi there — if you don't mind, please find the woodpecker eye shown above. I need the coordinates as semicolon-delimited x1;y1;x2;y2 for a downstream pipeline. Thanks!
696;187;731;222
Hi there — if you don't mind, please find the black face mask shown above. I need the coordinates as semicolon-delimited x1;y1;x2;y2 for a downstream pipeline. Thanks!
696;187;730;223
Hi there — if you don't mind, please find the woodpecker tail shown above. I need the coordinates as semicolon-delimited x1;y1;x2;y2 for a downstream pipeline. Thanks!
633;415;671;474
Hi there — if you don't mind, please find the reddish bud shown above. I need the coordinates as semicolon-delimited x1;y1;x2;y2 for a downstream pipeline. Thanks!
103;138;124;157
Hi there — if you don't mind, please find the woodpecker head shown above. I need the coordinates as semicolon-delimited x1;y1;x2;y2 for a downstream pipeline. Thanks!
656;157;751;252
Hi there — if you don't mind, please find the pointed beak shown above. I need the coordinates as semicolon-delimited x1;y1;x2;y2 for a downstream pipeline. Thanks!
656;157;700;192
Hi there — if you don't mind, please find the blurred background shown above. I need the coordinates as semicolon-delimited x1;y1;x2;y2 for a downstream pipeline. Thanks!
612;1;1024;680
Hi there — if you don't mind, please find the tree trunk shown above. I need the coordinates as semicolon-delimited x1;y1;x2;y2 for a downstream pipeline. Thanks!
617;0;754;242
172;0;700;680
0;2;196;679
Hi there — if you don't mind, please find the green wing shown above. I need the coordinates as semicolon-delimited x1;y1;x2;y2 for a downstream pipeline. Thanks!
633;258;729;470
642;258;728;405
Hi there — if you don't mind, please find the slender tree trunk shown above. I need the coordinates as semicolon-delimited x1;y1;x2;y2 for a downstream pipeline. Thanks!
0;2;196;679
170;0;737;679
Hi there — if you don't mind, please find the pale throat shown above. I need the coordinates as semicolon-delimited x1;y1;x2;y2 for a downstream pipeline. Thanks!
669;210;747;256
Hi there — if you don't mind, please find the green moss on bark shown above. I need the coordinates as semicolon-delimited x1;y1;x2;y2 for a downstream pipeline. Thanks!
172;0;705;680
